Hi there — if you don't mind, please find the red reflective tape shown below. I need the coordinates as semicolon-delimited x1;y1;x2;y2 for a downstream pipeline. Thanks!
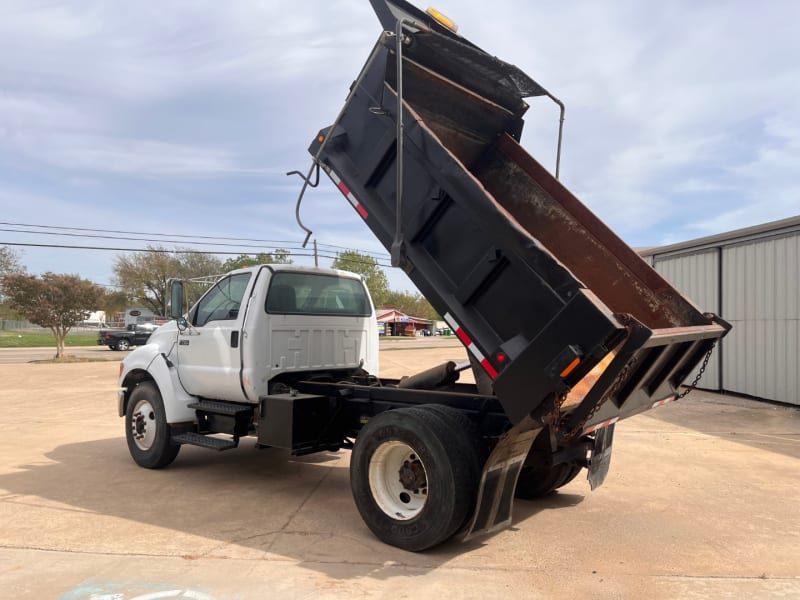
337;180;350;196
480;358;498;379
455;327;472;347
583;417;619;435
356;203;368;219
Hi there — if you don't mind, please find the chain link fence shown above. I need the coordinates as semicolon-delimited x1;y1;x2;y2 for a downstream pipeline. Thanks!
0;320;43;331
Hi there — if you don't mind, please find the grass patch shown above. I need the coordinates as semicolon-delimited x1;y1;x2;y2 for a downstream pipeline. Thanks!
0;331;98;348
30;355;118;364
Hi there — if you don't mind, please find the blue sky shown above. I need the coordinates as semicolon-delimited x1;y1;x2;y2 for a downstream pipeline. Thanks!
1;0;798;292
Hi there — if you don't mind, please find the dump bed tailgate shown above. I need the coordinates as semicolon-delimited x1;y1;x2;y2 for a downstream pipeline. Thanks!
308;0;730;434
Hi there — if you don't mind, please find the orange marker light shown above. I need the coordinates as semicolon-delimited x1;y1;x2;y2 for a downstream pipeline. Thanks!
425;7;458;33
318;135;325;143
559;357;581;378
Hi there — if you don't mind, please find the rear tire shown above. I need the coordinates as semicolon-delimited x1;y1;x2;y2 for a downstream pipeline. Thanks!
125;381;180;469
515;461;583;499
350;406;480;551
515;463;569;499
116;338;131;351
558;463;583;489
421;404;486;532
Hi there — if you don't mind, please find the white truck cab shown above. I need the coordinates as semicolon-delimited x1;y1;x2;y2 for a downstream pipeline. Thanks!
118;264;378;429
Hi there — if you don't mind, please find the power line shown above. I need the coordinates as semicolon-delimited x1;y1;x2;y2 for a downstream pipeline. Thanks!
0;221;391;259
0;227;321;251
0;241;394;268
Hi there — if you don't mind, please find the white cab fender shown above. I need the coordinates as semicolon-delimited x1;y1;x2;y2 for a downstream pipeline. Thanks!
119;344;198;424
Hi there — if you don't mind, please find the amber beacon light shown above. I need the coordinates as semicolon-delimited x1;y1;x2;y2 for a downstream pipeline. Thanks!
425;7;458;32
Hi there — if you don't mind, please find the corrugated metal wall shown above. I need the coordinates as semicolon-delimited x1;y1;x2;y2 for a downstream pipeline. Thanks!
721;235;799;405
647;230;799;405
653;250;721;390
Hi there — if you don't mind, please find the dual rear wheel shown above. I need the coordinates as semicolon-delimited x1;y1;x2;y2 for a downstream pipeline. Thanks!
350;405;584;550
350;405;482;552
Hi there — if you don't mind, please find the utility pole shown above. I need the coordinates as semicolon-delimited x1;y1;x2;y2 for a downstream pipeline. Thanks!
313;239;319;267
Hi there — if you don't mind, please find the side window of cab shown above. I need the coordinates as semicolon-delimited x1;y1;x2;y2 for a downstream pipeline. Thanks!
193;273;252;327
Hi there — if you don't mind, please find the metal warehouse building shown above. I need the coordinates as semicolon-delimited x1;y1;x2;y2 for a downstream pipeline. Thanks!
640;215;800;406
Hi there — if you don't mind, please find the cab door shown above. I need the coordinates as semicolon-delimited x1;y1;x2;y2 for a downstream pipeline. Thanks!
176;272;253;402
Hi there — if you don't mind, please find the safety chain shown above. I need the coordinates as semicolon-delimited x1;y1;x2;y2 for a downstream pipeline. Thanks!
676;343;716;400
565;352;639;440
551;391;568;431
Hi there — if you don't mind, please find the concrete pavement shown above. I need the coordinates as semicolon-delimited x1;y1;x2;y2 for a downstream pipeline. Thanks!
0;353;798;599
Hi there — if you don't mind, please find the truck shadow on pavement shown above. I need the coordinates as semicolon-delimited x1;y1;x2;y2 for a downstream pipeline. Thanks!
0;436;583;580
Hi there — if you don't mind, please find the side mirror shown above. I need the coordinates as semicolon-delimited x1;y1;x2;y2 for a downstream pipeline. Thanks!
169;279;184;320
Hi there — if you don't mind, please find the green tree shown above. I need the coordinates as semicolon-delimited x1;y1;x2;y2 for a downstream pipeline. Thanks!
100;289;130;319
113;246;223;315
2;272;104;358
220;249;293;272
331;249;389;307
383;289;439;320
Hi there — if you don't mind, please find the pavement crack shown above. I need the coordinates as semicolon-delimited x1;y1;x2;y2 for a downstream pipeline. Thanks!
266;466;333;551
659;574;800;581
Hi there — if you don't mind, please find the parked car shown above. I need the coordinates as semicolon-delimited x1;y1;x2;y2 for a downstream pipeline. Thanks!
97;323;159;351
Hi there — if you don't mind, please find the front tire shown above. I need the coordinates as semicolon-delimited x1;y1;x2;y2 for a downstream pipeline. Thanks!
125;381;180;469
350;406;479;551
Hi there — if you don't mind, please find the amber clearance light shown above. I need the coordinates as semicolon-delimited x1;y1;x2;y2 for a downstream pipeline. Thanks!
559;357;581;379
425;7;458;33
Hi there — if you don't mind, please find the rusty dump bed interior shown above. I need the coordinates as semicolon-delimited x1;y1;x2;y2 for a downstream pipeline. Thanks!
311;7;730;428
393;57;702;330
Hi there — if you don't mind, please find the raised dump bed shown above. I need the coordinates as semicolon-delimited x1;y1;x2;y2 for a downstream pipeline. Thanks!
305;0;729;436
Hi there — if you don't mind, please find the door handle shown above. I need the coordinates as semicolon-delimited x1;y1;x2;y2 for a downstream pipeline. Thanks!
231;331;239;348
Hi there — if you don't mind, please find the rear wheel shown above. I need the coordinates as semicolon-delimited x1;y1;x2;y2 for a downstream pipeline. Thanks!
558;463;583;488
422;404;486;531
350;406;480;551
116;338;131;351
515;461;583;499
125;381;180;469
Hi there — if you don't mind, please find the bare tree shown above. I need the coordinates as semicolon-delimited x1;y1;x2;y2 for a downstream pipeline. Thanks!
0;246;24;277
113;246;223;315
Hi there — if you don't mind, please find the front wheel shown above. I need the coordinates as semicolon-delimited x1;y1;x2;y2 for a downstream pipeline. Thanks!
125;381;180;469
350;406;479;551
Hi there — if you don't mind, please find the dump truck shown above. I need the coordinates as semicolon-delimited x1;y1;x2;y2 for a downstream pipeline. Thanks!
117;0;730;552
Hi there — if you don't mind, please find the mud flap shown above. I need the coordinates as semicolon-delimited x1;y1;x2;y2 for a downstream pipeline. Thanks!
587;423;615;491
463;419;541;541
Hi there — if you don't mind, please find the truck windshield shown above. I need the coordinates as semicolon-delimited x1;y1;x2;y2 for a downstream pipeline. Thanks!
265;272;371;316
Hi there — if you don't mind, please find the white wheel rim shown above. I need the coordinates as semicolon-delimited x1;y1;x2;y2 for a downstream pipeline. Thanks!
131;398;157;451
368;440;428;520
